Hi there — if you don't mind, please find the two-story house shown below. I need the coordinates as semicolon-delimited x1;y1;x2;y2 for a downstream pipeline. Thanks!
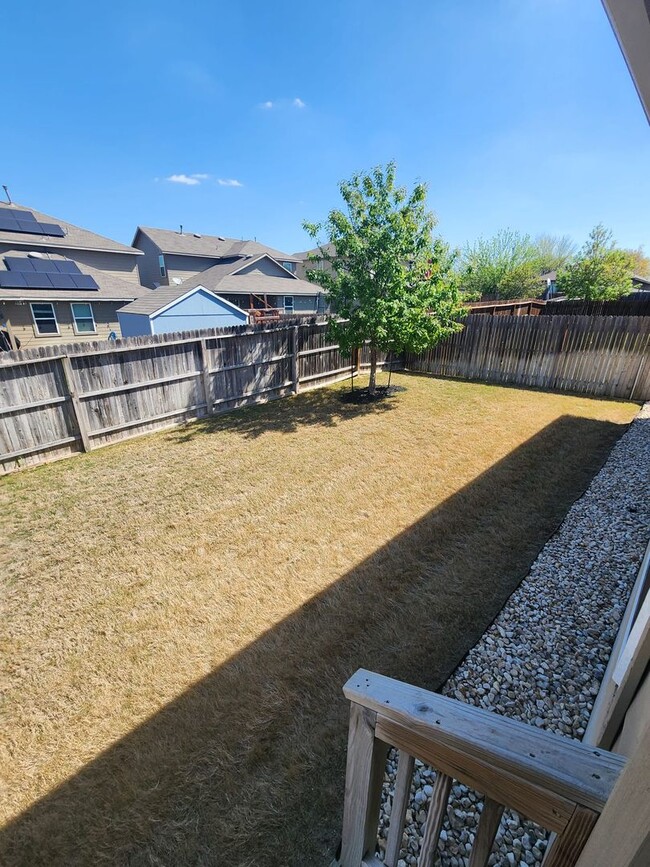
132;226;328;317
0;201;149;348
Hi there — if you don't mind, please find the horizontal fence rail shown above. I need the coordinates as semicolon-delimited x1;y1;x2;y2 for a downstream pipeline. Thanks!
406;313;650;401
0;321;395;474
542;296;650;317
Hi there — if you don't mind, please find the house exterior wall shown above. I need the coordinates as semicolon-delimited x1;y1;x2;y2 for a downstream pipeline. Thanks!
237;258;294;279
164;253;221;287
133;232;167;289
0;244;140;284
0;299;125;348
146;289;248;335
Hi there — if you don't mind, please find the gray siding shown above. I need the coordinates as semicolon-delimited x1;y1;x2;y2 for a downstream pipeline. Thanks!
165;253;221;286
133;232;167;289
237;258;295;279
1;299;126;348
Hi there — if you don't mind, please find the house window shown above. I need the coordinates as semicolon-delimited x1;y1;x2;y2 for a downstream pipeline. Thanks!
30;302;59;335
71;302;96;334
158;254;166;277
284;296;294;313
281;261;296;274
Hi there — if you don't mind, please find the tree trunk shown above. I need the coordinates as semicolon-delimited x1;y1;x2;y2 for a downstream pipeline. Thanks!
368;347;378;394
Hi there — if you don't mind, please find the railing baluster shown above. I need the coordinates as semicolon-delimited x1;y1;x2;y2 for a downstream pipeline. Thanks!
468;797;504;867
417;772;453;867
384;750;415;867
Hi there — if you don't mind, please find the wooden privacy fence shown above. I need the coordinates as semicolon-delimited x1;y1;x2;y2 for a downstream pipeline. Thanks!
0;321;395;474
406;314;650;401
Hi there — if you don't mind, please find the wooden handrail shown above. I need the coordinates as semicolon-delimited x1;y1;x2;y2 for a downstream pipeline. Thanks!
338;669;626;867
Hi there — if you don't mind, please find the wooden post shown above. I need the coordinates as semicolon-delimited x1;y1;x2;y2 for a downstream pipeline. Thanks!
340;703;388;867
60;354;91;452
355;346;362;374
199;339;213;415
291;325;299;394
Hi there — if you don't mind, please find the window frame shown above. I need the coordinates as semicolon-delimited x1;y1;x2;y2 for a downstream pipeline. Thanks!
158;254;166;277
281;261;296;274
284;295;295;313
70;302;97;335
30;302;60;336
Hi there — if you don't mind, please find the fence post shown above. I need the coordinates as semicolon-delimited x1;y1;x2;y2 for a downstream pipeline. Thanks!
199;339;213;415
291;325;300;394
60;354;91;453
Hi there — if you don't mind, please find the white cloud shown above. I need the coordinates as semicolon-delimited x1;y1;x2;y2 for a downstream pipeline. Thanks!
166;174;200;185
165;173;210;185
217;178;243;187
259;97;306;110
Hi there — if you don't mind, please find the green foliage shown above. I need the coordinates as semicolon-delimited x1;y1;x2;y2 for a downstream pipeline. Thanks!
460;229;544;300
534;233;577;273
624;246;650;279
556;225;635;301
303;163;465;369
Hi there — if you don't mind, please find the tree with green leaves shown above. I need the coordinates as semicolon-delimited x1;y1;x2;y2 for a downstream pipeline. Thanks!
303;163;465;395
556;225;635;301
460;229;544;300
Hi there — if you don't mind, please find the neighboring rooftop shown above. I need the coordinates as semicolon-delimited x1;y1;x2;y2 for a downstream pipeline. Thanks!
121;254;318;316
134;226;299;262
0;201;142;256
292;242;337;259
0;251;150;302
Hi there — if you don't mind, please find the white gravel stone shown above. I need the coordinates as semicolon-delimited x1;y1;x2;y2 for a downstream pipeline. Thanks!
376;405;650;866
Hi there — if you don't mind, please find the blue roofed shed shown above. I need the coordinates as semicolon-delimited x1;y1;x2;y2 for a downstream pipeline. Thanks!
118;284;249;337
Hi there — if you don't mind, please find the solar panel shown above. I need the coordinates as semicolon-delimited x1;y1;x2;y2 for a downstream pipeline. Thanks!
0;209;66;237
39;222;66;237
71;274;99;289
0;273;27;288
4;256;82;274
48;273;75;289
0;253;98;290
56;259;81;274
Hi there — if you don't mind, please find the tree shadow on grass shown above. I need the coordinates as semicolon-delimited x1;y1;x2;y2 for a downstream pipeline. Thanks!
167;382;398;443
0;415;628;867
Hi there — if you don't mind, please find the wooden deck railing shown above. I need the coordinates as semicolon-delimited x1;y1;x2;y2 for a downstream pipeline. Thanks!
338;670;626;867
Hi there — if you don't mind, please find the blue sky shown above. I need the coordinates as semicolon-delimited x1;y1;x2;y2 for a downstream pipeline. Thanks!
2;0;649;256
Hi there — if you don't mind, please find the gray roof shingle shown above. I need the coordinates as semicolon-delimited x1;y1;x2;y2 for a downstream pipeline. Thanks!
0;202;142;256
120;254;320;316
135;226;298;262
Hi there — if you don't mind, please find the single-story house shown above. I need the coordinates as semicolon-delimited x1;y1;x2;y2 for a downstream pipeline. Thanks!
117;284;249;337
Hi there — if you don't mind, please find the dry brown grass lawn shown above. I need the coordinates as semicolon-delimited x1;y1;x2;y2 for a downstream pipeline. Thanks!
0;373;638;866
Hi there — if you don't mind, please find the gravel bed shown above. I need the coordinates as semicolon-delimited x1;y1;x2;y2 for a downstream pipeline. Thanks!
377;403;650;867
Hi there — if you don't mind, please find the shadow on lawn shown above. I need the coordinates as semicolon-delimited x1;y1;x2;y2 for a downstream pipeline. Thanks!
1;415;628;867
167;381;397;443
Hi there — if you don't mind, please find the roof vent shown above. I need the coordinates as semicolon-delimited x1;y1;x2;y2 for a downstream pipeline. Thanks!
193;233;202;238
172;277;183;285
27;251;48;259
217;236;226;241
